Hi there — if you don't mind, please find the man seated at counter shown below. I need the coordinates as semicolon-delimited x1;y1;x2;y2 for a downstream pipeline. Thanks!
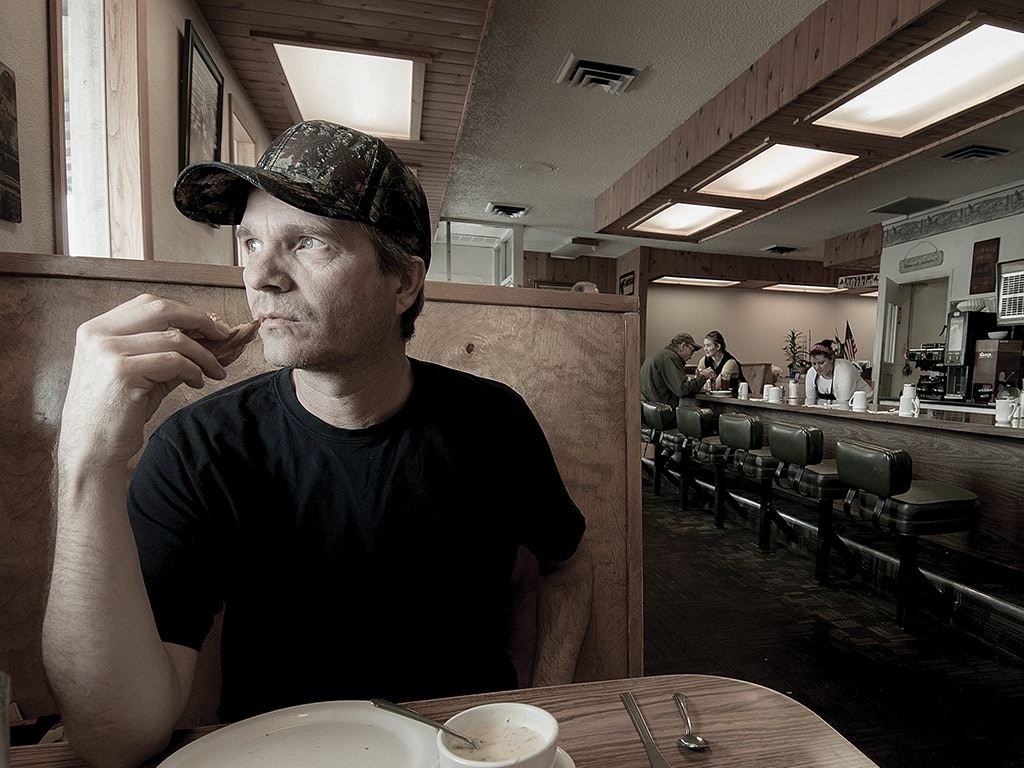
698;330;746;391
641;332;715;414
42;120;593;768
804;338;873;406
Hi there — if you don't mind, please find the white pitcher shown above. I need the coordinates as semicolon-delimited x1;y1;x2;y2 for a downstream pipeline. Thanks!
995;398;1018;427
899;386;920;418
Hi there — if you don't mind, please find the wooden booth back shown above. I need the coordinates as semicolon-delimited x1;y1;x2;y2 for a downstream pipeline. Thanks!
0;254;642;723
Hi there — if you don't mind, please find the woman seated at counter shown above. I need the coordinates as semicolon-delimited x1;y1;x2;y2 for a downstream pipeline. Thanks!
700;330;746;391
804;339;873;405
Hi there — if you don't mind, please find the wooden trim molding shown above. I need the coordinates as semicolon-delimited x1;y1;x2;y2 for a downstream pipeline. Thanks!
0;252;640;312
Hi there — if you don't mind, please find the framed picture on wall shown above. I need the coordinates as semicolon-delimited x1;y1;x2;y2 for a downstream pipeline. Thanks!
619;271;635;296
179;20;224;170
0;59;22;223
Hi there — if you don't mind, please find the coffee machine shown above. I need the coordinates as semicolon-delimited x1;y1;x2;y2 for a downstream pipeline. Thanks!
943;306;998;400
972;339;1023;403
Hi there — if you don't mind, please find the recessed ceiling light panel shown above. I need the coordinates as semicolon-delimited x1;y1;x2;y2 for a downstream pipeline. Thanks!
762;283;845;294
653;277;741;287
812;23;1024;138
698;144;858;200
631;202;742;236
275;45;420;140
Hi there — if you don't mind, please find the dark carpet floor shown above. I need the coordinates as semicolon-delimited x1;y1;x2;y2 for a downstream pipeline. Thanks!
641;475;1024;768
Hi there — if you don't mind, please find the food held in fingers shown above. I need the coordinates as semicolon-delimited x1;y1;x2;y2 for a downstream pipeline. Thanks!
190;318;262;366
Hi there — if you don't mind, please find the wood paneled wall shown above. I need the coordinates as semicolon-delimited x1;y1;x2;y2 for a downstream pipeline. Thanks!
0;253;641;719
522;251;619;294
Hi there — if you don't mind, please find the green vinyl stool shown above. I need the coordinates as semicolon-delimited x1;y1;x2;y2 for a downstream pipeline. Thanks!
835;439;979;627
767;421;857;584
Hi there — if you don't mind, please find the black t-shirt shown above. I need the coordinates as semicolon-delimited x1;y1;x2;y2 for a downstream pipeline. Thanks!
128;359;585;721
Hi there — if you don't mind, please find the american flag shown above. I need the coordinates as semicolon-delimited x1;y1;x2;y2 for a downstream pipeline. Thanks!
843;321;858;360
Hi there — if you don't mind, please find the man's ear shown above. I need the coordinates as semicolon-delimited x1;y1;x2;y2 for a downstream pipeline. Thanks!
396;257;426;315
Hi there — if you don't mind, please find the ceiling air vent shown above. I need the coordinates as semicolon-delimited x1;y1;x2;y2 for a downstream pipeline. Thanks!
555;53;640;95
485;202;530;218
760;244;796;255
941;144;1012;163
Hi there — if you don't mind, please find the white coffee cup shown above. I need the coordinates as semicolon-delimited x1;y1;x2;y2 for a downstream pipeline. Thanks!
737;382;749;399
995;399;1018;426
762;384;772;400
850;391;868;411
768;386;783;403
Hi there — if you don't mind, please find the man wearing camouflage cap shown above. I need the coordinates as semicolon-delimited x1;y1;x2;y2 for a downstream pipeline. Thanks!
641;332;715;414
44;121;592;768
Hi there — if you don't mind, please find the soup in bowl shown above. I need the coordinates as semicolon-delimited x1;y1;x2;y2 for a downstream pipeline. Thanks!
437;702;558;768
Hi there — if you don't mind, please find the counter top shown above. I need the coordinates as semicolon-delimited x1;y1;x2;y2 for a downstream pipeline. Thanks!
695;394;1024;437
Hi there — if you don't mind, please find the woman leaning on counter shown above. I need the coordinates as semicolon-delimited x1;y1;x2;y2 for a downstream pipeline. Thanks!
804;339;873;405
700;330;746;390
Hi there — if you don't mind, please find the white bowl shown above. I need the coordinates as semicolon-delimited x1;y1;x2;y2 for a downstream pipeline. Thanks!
988;331;1009;340
437;703;559;768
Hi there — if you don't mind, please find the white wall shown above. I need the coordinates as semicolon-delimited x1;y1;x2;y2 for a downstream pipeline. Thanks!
873;186;1024;390
0;1;55;254
646;284;877;370
879;197;1024;304
146;1;271;264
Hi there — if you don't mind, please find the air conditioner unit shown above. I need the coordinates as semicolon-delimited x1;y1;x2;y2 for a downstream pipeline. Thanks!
997;258;1024;325
551;237;601;259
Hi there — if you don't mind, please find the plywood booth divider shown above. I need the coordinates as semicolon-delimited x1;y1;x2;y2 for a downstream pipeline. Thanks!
0;252;642;720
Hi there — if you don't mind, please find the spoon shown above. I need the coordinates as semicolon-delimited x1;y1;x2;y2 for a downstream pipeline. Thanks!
672;693;710;751
370;698;482;749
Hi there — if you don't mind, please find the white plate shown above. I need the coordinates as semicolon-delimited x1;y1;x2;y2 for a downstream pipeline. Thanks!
707;391;732;397
158;701;438;768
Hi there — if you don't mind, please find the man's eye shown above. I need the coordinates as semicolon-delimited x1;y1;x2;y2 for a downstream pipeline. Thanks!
298;236;325;250
243;238;263;253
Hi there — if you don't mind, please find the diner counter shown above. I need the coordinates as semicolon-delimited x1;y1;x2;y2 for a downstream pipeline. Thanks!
696;393;1024;436
11;674;879;768
694;394;1024;569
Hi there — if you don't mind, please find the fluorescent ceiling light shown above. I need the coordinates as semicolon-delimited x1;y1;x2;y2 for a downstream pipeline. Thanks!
631;202;742;236
860;290;879;298
697;144;858;200
762;283;846;294
653;276;740;287
812;23;1024;138
274;45;421;140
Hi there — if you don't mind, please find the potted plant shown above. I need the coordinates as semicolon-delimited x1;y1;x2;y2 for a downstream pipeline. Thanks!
782;329;809;378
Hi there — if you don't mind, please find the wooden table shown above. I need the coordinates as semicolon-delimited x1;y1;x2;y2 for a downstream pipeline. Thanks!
11;674;877;768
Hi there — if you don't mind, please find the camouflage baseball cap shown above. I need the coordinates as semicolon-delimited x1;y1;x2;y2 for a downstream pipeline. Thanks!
173;120;431;266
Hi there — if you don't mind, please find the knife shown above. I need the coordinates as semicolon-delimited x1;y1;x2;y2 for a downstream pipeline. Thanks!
620;692;673;768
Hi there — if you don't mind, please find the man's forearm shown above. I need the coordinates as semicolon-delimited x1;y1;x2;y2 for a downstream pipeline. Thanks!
678;372;708;397
43;459;191;768
531;539;593;687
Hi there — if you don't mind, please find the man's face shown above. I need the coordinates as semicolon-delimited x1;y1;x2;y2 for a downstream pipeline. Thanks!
677;342;696;361
238;189;414;371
